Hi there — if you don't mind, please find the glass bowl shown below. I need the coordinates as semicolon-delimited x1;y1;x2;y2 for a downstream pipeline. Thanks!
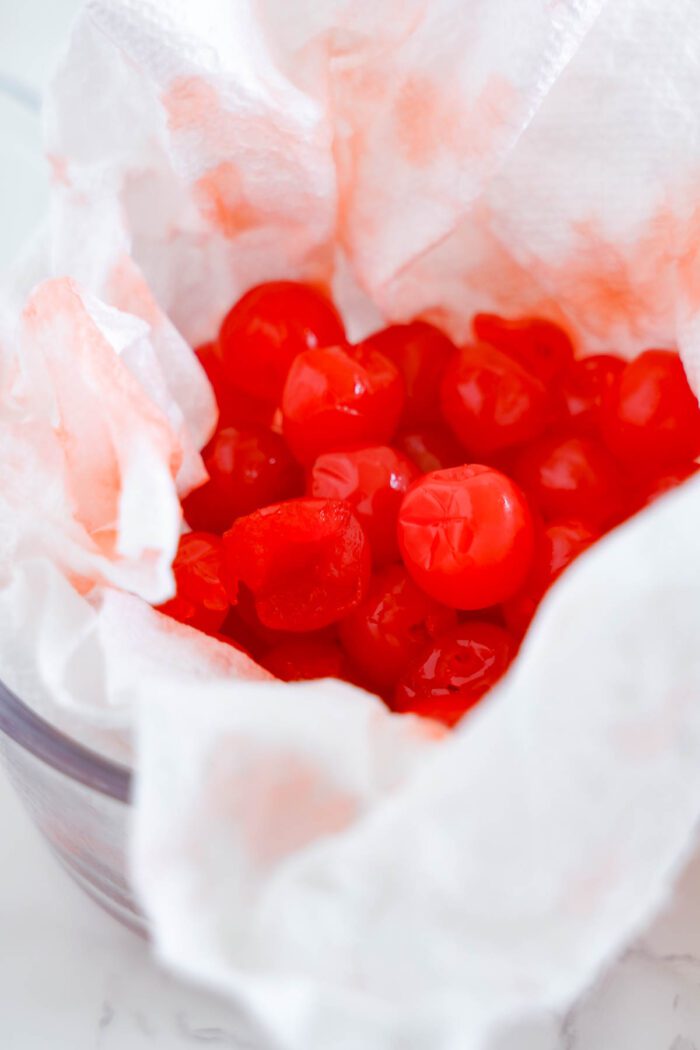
0;676;144;934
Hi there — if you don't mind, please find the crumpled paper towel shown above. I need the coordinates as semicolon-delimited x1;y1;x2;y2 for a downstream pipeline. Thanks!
3;0;700;1047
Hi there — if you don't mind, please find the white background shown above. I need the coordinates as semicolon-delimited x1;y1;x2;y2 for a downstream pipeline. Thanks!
2;2;700;1048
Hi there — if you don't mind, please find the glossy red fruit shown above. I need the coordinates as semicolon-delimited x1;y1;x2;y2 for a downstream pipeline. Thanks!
156;532;230;634
501;519;599;636
217;282;346;403
195;342;274;427
262;637;348;682
218;588;337;658
601;350;700;473
398;465;535;609
223;498;371;631
309;446;417;565
495;591;538;639
395;427;466;474
359;321;456;426
441;342;551;456
511;434;624;527
183;425;302;533
282;345;404;464
473;314;574;383
561;354;625;436
540;518;599;580
339;565;458;690
634;462;699;510
218;606;271;660
392;621;516;726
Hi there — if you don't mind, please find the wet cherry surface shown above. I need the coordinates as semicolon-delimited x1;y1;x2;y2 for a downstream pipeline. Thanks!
398;465;535;609
184;425;302;533
601;349;700;474
511;434;625;528
156;532;230;635
441;341;552;455
359;320;456;426
156;284;700;722
309;445;417;565
218;281;345;403
392;621;516;727
340;564;458;691
282;345;404;465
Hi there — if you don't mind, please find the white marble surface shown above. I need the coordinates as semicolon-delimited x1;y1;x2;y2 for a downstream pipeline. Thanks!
2;2;700;1047
0;774;273;1048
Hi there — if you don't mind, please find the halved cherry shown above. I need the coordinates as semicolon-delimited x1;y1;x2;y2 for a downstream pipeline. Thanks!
156;532;230;634
223;498;371;631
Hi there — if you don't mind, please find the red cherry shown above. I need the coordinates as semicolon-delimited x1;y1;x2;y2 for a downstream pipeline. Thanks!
472;314;574;383
309;446;417;565
511;434;625;527
219;588;339;657
195;342;274;427
359;321;456;426
228;583;293;647
440;342;551;456
541;518;599;579
223;498;371;631
217;281;346;403
339;564;458;690
156;532;230;634
282;345;404;465
561;354;625;435
398;465;535;609
501;519;599;636
218;606;271;660
392;621;516;726
498;591;538;640
601;350;700;474
183;425;302;533
395;427;466;474
634;462;699;511
262;637;348;682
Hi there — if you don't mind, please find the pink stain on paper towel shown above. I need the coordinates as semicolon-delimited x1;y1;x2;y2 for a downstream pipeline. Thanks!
162;75;220;133
527;202;700;345
194;162;263;239
394;73;517;168
22;278;180;557
451;198;700;349
164;76;262;237
207;740;359;867
546;221;666;341
47;153;70;187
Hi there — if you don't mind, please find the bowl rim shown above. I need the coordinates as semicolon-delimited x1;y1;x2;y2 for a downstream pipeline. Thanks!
0;677;131;803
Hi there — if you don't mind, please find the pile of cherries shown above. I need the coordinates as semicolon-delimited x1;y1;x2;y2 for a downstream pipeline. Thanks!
157;281;700;727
